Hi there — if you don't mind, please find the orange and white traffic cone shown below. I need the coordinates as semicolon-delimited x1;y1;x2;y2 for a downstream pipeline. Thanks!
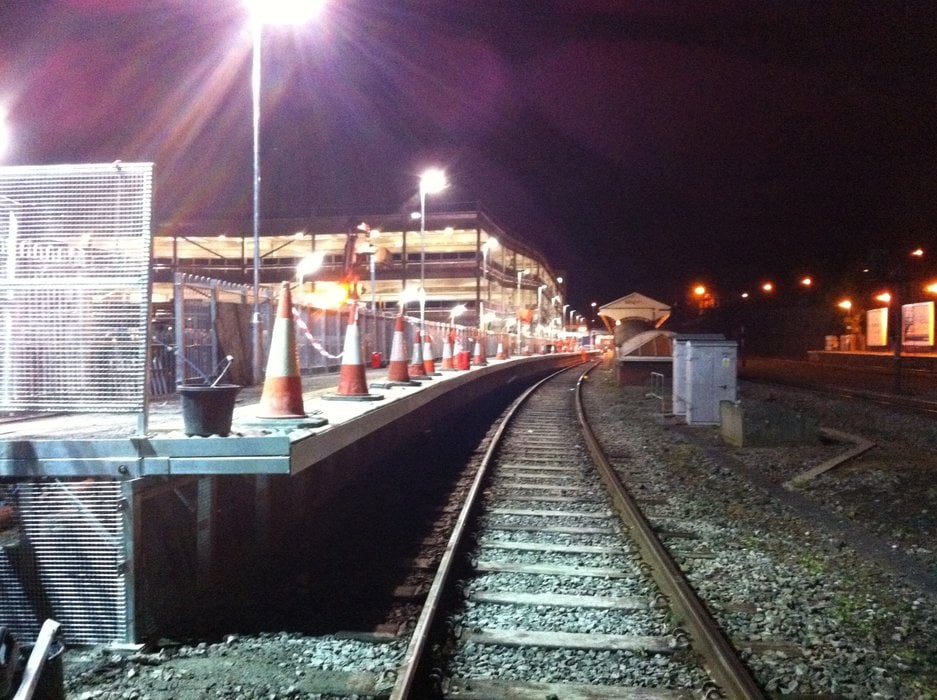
423;333;439;375
496;334;508;359
454;333;471;370
472;332;488;366
408;329;431;379
257;281;306;418
323;303;383;401
374;314;415;387
440;328;456;370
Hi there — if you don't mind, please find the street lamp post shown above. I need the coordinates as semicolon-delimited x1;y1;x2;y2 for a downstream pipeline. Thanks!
250;17;263;384
247;0;322;384
418;168;447;333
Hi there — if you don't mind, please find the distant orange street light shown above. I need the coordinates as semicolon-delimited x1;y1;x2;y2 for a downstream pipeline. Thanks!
837;300;852;311
800;276;812;287
693;285;706;296
761;282;774;293
875;292;891;304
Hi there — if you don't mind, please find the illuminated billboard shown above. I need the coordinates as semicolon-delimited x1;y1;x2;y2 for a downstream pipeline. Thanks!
903;301;935;346
866;307;888;347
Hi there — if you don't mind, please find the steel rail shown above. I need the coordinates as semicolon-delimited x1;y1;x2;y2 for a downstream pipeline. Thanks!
575;362;767;700
388;366;572;699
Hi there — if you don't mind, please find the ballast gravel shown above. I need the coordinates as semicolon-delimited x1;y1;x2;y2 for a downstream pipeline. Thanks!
581;361;937;698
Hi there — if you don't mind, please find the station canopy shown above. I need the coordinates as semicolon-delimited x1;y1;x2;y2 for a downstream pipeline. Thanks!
598;292;671;329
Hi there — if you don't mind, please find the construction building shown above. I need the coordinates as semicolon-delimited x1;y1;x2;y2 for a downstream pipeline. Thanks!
152;207;566;336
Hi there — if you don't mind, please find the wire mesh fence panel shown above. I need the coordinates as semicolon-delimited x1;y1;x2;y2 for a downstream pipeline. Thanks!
0;480;129;645
174;274;273;388
0;162;153;413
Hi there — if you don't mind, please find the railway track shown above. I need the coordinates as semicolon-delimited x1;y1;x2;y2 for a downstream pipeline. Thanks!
64;357;937;697
389;363;764;699
738;357;937;415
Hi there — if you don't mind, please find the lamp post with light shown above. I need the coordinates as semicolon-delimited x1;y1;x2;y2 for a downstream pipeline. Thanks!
418;168;447;333
515;268;528;354
536;285;547;340
247;0;323;384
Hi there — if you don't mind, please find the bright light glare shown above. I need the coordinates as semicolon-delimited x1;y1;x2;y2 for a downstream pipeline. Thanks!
875;292;891;303
296;251;324;280
912;247;924;257
800;277;812;287
420;168;447;195
399;286;421;305
302;281;346;309
693;285;706;296
0;105;8;159
925;282;937;294
450;303;467;319
761;282;774;293
838;300;852;311
246;0;325;25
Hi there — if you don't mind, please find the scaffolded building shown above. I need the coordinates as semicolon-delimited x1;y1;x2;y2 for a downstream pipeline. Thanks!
152;207;566;335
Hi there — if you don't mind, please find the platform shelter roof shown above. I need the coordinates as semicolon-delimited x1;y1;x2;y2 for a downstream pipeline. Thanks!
598;292;671;328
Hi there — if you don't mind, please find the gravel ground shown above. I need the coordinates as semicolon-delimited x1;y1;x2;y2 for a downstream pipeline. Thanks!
60;360;937;698
582;361;937;699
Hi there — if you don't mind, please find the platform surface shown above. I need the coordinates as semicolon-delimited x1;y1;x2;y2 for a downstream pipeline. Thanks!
0;354;585;478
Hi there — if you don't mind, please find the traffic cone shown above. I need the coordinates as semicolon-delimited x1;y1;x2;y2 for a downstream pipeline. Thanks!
409;329;431;379
323;303;383;401
496;335;508;359
423;333;440;375
472;332;488;366
454;333;470;370
371;314;417;388
440;328;456;370
257;281;306;418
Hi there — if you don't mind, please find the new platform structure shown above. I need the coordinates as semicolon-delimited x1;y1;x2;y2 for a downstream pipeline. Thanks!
0;164;581;647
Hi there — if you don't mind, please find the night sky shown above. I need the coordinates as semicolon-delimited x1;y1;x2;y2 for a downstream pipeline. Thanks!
1;1;935;313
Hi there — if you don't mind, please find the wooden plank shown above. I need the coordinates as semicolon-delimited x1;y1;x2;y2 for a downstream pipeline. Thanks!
464;628;674;653
488;524;614;535
447;677;692;699
783;427;874;488
470;590;648;610
478;539;626;555
488;508;609;519
475;561;630;578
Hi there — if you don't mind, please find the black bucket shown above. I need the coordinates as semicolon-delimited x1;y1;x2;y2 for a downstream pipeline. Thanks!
177;384;241;437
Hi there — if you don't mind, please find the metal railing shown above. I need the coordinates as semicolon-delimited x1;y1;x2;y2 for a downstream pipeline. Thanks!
168;274;575;393
647;371;672;415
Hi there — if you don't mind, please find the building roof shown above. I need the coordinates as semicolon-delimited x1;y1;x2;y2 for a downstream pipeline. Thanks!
599;292;671;328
